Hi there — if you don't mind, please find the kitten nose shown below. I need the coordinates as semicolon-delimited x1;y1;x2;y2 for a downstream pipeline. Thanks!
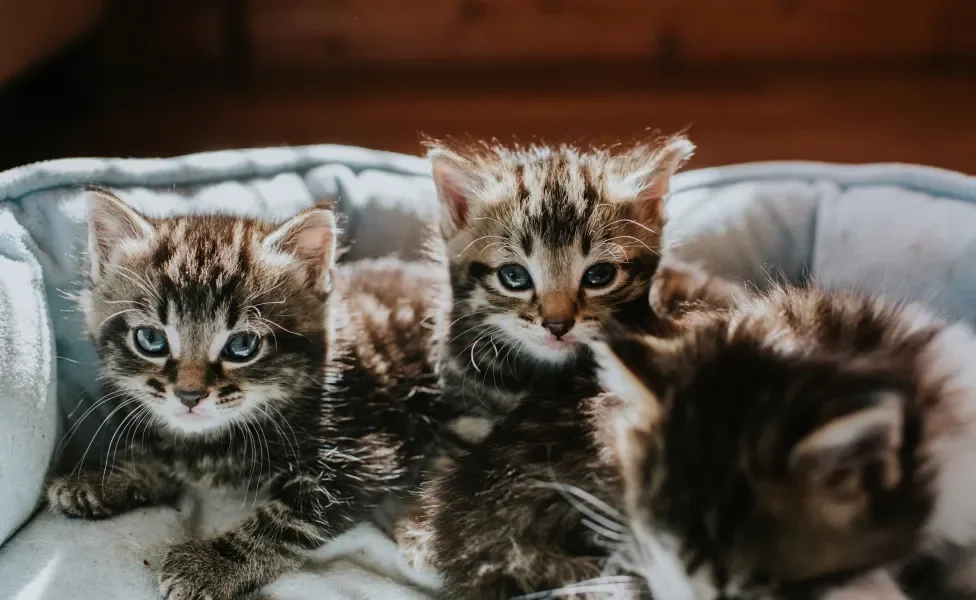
175;388;206;409
542;319;574;339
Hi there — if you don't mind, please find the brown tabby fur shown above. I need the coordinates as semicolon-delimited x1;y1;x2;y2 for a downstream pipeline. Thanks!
395;136;695;590
429;135;695;423
421;260;976;600
47;188;456;600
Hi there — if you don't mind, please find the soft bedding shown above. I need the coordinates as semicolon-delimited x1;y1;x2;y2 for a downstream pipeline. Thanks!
0;146;974;600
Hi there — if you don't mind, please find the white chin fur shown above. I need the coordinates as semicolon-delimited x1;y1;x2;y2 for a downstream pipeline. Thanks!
154;395;242;435
518;337;580;363
484;314;596;364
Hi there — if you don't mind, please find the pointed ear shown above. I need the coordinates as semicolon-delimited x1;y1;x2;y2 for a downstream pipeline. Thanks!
789;391;905;510
262;208;338;294
590;322;668;422
87;185;155;282
428;146;484;238
620;135;695;226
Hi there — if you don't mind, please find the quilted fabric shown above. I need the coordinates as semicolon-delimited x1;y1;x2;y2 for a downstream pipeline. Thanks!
0;146;973;600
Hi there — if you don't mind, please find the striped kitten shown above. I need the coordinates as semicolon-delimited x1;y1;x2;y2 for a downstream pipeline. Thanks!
47;188;453;600
429;135;695;423
596;276;976;600
393;136;694;579
425;262;976;600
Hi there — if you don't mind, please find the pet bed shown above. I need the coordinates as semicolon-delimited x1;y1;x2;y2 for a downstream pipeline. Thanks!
0;146;974;600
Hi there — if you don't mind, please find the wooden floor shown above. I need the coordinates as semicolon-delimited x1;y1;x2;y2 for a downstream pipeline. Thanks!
2;62;975;174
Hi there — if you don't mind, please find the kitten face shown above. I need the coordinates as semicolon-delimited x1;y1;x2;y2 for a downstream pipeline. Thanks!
592;292;936;600
430;136;693;364
82;188;336;435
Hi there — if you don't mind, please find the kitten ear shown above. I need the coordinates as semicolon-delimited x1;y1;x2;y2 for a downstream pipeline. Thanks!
789;390;905;515
619;135;695;225
428;146;484;238
263;208;338;294
590;322;667;421
87;185;155;282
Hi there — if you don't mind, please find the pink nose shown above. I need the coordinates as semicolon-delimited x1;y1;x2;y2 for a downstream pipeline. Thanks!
175;388;206;409
542;319;574;339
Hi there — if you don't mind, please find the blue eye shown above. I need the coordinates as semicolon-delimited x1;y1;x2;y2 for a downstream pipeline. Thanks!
223;332;261;361
583;263;617;287
134;327;168;355
498;264;533;291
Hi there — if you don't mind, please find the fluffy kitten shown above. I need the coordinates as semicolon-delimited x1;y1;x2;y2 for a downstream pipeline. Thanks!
47;187;453;600
596;276;976;600
415;262;721;600
425;261;976;600
428;135;695;422
394;136;695;577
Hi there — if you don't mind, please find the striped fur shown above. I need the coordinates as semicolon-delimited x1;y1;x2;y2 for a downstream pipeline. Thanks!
418;262;976;600
429;135;694;421
47;188;454;600
599;274;976;600
399;137;693;599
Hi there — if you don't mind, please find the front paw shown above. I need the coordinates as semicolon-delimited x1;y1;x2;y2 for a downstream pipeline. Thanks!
47;476;120;519
159;539;238;600
650;261;710;317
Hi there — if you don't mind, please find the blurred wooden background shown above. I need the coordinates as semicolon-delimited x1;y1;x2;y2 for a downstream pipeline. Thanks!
1;0;975;171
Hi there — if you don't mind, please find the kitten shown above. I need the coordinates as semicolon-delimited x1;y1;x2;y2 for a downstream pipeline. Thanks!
422;375;628;599
47;187;454;600
393;135;695;576
423;261;976;600
595;278;976;600
428;134;695;424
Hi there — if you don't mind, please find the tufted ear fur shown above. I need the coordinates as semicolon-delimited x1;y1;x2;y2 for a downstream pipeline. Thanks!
262;208;338;294
427;145;487;239
615;135;695;227
788;390;906;526
87;185;155;283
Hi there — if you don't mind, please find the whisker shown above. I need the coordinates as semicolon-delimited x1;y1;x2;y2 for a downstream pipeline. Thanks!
448;309;489;329
533;481;626;526
457;235;509;258
99;308;140;327
611;219;659;237
512;576;639;600
72;397;142;478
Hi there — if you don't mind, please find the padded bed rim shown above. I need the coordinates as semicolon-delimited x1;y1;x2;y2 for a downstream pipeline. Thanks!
1;145;973;203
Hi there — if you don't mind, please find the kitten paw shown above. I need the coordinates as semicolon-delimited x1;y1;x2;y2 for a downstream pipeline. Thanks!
159;539;237;600
650;259;741;317
394;511;435;572
46;476;119;519
650;261;708;317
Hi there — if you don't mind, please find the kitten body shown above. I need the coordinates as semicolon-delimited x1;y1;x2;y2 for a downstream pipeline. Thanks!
597;276;976;600
406;135;694;598
395;136;695;589
425;261;976;600
47;189;453;600
425;380;628;599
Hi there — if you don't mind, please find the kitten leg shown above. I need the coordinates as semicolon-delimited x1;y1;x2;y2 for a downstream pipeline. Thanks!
428;415;611;598
819;569;909;600
158;465;387;600
650;258;745;317
47;459;181;519
393;503;438;573
944;548;976;595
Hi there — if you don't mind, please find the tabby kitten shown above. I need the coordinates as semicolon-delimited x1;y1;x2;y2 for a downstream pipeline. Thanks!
428;135;695;422
414;263;724;600
47;187;453;600
394;136;695;581
596;280;976;600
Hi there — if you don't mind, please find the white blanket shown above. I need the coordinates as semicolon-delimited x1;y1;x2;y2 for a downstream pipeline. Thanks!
1;147;974;600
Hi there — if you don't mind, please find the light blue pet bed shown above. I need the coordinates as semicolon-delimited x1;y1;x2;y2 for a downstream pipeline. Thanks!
0;146;974;600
